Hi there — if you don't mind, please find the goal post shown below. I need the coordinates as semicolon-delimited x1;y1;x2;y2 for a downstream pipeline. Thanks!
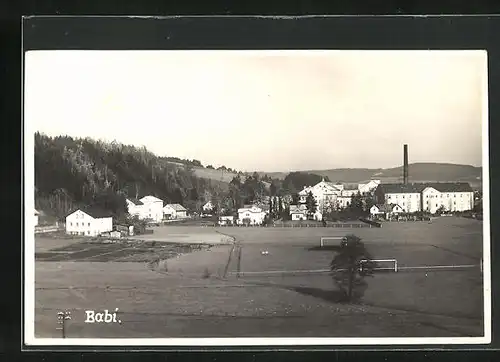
320;236;344;247
360;258;398;272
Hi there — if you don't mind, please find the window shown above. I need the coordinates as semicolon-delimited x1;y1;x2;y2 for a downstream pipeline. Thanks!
87;231;90;235
76;222;79;227
88;223;90;227
447;194;449;197
70;222;72;226
454;194;456;198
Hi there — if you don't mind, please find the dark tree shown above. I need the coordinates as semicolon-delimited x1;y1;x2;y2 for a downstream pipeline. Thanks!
330;234;376;302
305;191;317;216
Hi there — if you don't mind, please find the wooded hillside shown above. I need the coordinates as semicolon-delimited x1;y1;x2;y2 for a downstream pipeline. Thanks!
34;133;216;219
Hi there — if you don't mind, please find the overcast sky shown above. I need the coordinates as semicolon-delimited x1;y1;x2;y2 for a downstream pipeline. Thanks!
25;50;486;172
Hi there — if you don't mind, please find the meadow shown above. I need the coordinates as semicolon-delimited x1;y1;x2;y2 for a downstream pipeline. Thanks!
33;216;485;339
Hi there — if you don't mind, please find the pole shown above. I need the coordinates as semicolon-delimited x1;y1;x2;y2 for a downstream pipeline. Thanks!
57;310;71;338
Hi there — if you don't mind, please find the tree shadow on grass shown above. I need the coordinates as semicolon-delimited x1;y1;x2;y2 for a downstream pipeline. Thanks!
246;280;483;321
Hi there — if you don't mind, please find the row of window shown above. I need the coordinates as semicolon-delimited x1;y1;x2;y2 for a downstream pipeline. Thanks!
69;231;91;235
389;193;469;199
69;222;91;227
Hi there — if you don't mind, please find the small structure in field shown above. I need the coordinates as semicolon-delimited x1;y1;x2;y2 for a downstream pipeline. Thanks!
34;209;40;226
110;230;122;239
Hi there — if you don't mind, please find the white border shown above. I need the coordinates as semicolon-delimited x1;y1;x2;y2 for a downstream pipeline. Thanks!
23;49;491;347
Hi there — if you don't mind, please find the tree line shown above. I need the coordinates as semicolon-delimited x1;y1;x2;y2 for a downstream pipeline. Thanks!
34;133;367;221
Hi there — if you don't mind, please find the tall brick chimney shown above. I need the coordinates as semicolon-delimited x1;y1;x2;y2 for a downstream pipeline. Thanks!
403;144;409;185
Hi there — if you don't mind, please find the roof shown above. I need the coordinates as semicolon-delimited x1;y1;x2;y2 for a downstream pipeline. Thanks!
376;183;425;194
424;182;474;193
140;195;163;203
290;204;307;213
164;204;187;211
67;206;114;219
238;206;263;213
377;182;473;194
127;198;144;206
372;203;401;213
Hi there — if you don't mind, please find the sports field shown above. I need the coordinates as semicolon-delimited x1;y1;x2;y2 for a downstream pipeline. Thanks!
33;216;485;339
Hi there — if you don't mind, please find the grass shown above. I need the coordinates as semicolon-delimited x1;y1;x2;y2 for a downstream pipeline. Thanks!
33;216;484;338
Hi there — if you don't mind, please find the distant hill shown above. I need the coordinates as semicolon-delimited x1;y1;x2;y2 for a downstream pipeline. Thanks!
256;163;481;187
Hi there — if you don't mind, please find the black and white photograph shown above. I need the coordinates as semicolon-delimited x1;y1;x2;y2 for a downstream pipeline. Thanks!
24;48;490;346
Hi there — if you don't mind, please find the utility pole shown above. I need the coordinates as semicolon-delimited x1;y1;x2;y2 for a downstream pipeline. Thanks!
57;310;71;338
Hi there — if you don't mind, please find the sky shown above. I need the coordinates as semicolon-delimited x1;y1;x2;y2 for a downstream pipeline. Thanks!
25;50;487;172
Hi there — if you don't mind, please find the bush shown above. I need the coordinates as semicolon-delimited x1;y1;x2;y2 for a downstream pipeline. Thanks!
202;267;211;279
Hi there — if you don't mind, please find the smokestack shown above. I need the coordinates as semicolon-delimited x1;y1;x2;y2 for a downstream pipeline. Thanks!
403;144;409;184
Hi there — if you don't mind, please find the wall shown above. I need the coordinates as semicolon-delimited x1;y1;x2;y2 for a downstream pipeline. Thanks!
384;192;421;213
66;210;112;236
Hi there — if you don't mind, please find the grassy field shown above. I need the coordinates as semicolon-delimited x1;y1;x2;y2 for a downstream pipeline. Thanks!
33;216;484;339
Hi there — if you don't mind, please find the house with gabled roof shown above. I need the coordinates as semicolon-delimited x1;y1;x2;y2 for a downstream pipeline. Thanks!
139;195;164;223
127;195;164;223
163;203;188;220
65;206;113;236
370;203;404;218
237;205;266;225
289;204;307;221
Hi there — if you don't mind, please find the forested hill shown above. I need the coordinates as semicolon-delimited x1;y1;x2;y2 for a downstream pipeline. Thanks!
34;133;333;220
34;133;220;220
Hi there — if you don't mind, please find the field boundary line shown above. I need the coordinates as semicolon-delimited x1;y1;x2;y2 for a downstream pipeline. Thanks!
229;263;480;276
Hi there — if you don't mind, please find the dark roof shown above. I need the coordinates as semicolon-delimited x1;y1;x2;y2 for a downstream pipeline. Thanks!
376;182;473;194
127;198;144;205
424;182;473;193
68;206;114;219
164;203;187;211
376;183;425;194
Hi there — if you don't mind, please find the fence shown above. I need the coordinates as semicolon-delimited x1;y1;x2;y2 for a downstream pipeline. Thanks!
208;223;374;228
35;225;63;234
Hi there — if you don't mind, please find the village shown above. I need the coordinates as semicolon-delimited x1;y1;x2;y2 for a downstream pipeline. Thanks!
33;168;479;239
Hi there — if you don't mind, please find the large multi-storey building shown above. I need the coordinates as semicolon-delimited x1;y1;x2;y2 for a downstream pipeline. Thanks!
374;182;474;213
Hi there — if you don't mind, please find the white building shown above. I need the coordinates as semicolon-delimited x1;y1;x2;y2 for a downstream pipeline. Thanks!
163;204;188;219
65;208;113;237
358;180;381;194
34;209;40;226
298;179;343;212
202;201;214;212
139;196;164;223
126;198;148;219
421;184;474;213
237;205;266;225
289;204;307;220
370;203;404;218
218;215;234;225
374;182;474;214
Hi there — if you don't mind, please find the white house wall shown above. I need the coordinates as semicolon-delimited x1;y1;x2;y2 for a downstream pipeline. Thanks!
384;192;421;213
66;210;113;236
144;201;164;223
422;189;474;213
